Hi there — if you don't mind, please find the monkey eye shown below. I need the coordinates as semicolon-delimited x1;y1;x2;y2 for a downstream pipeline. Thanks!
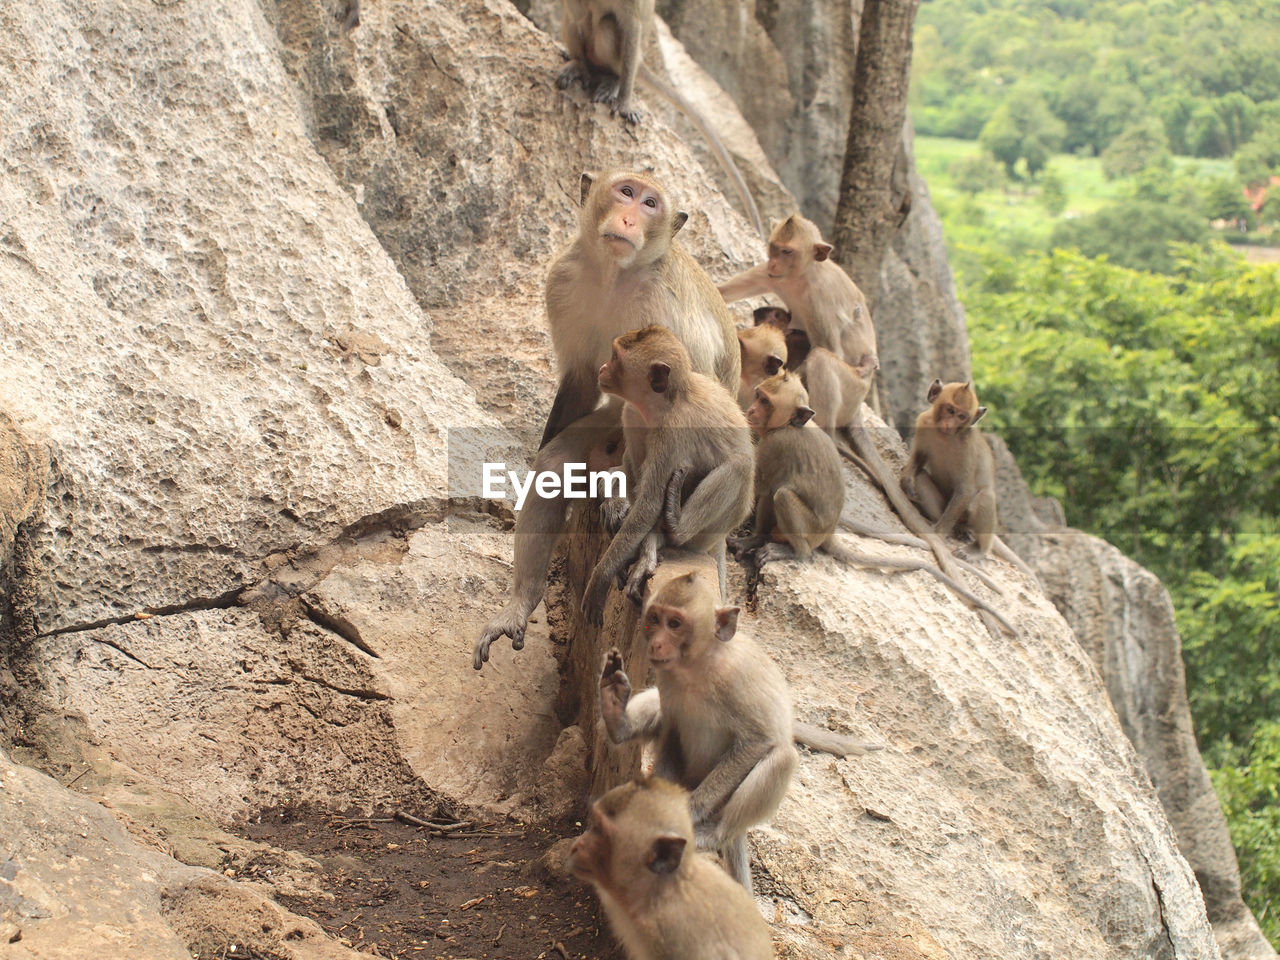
667;617;682;629
620;185;634;198
643;197;657;208
781;249;793;257
605;440;619;454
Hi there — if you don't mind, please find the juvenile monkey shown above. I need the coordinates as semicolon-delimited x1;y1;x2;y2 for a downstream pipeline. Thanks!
568;777;774;960
731;373;1016;632
754;305;811;370
801;348;878;441
557;1;763;235
582;326;753;622
473;171;738;670
901;380;997;557
599;568;797;892
721;215;878;380
736;324;786;410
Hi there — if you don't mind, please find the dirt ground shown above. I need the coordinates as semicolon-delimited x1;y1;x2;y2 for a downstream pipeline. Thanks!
240;807;625;960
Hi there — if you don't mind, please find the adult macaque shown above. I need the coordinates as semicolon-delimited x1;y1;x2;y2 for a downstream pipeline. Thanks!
582;326;753;621
736;324;786;409
731;373;1015;632
473;171;738;670
902;380;997;557
557;1;763;235
599;568;797;892
568;777;774;960
721;215;877;378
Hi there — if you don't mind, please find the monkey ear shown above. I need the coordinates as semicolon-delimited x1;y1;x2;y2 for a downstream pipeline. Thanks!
765;356;784;376
927;378;943;402
791;405;815;428
579;172;595;206
972;406;988;425
646;835;687;875
713;606;740;643
648;362;672;394
671;211;689;236
813;242;833;262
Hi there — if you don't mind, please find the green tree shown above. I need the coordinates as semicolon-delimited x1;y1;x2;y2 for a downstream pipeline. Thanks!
1100;116;1170;179
1199;176;1253;224
1049;200;1210;273
979;88;1065;178
1189;101;1231;156
950;152;1007;194
1039;170;1067;215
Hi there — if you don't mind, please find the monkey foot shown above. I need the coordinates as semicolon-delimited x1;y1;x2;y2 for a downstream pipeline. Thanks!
592;78;621;104
472;612;528;670
624;556;656;607
727;535;762;562
613;102;643;125
557;61;591;90
753;542;795;568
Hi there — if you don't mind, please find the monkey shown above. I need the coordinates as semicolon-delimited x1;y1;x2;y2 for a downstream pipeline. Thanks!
752;305;791;332
581;326;753;623
720;215;877;391
736;324;786;410
598;567;798;892
901;379;997;558
542;171;738;448
729;372;1016;634
556;1;764;236
801;348;878;442
473;171;739;670
567;776;774;960
753;305;810;370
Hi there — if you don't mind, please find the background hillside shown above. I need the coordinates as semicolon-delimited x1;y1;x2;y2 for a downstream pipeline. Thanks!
912;0;1280;946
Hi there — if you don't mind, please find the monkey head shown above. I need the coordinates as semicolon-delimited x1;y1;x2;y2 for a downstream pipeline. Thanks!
581;171;689;270
766;214;833;281
737;326;786;408
745;371;815;436
568;777;693;892
925;379;987;437
752;305;792;331
641;571;739;669
598;326;693;418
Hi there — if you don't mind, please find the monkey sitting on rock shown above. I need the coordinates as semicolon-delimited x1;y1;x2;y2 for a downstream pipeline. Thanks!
901;379;997;558
598;565;797;893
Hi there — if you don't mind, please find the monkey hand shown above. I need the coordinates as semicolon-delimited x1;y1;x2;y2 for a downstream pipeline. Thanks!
581;569;612;627
599;497;630;534
600;648;632;712
592;77;621;105
727;534;761;562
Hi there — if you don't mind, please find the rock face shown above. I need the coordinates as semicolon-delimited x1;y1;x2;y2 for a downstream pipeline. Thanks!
0;1;1259;959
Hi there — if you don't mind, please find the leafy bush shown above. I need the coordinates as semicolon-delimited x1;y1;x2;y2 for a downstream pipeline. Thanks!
1049;199;1210;273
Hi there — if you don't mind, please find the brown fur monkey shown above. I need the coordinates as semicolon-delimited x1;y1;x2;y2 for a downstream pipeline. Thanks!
753;305;809;370
599;568;797;892
473;171;738;670
721;215;877;376
582;326;753;622
801;348;878;441
556;2;763;235
730;374;1017;632
568;777;774;960
736;324;787;410
902;380;997;557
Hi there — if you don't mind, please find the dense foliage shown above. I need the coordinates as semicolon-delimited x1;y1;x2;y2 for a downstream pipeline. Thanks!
959;244;1280;944
914;0;1280;189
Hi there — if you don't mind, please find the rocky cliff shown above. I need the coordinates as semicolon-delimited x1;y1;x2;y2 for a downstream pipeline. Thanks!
0;1;1268;959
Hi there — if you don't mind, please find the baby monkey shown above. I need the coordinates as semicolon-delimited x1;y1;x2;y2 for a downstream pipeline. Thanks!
902;380;997;557
568;777;774;960
599;568;797;892
736;324;786;409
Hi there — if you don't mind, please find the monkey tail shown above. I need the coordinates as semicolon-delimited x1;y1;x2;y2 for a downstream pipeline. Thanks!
637;64;765;240
793;720;883;758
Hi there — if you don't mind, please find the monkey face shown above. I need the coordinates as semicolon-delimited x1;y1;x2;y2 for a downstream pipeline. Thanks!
598;176;667;266
765;241;798;280
567;807;611;883
643;601;689;667
931;383;984;436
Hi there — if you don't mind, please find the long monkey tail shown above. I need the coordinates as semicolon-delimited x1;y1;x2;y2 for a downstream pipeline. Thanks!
637;63;766;240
